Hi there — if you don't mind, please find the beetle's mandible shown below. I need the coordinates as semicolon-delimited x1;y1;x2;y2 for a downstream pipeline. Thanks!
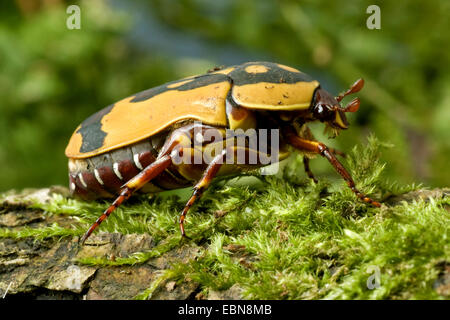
65;61;381;244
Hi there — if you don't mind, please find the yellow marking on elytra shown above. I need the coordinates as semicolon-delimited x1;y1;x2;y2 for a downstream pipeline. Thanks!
65;126;83;158
232;81;320;111
210;67;235;75
277;63;301;73
66;82;231;159
244;65;269;74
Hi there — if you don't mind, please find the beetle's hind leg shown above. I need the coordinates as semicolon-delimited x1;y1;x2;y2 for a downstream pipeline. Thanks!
80;155;173;245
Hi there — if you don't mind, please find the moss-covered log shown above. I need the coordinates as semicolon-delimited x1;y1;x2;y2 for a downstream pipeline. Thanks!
0;138;449;300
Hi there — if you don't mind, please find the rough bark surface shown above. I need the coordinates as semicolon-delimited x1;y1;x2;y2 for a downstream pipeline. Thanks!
0;187;206;300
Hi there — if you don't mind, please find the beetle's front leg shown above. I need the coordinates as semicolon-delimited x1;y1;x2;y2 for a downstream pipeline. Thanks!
179;149;227;238
303;148;345;183
285;129;380;207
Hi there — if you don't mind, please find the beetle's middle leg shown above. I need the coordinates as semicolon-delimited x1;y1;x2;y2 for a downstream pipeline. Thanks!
178;149;227;238
285;129;380;207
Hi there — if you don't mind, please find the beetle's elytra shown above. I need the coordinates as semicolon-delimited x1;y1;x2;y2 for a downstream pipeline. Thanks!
65;61;381;244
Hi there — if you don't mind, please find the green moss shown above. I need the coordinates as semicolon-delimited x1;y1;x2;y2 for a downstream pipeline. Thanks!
1;136;448;299
133;269;182;300
0;223;82;240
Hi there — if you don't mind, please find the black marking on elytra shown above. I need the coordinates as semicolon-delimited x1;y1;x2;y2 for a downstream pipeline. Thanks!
77;104;114;153
129;62;313;104
130;73;231;103
229;61;314;86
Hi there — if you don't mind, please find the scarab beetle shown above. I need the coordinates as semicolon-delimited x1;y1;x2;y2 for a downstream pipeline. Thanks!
65;61;380;244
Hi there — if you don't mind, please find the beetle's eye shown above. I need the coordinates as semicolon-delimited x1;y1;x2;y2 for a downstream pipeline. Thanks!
316;105;325;114
313;104;333;121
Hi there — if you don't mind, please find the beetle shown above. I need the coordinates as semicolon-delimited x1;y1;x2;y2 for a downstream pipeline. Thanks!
65;61;381;244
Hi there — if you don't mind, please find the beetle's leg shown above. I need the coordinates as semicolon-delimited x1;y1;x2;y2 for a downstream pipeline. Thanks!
303;156;318;183
303;149;345;183
298;125;343;178
285;130;380;207
179;149;227;238
80;154;173;245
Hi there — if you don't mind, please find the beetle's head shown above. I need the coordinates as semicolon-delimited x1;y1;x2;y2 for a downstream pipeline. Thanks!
311;78;364;137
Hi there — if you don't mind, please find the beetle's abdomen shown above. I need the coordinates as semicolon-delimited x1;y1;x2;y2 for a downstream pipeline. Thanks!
68;134;190;200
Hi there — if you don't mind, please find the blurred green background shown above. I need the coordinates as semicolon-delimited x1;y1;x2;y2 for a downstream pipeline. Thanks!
0;0;449;192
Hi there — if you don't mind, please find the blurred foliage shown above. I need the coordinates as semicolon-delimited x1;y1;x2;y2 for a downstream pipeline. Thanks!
0;0;449;192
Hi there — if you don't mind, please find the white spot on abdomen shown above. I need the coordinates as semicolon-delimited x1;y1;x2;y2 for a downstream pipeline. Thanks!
113;162;123;180
94;169;104;185
133;153;143;170
78;173;87;188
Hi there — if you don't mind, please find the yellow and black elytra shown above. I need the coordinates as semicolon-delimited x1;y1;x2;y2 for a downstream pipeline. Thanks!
65;61;381;244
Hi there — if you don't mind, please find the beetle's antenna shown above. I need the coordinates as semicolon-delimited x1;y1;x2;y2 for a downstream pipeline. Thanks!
336;78;364;102
343;97;360;113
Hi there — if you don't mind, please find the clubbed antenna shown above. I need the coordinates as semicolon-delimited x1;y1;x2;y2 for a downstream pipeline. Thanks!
343;97;360;113
336;78;364;103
